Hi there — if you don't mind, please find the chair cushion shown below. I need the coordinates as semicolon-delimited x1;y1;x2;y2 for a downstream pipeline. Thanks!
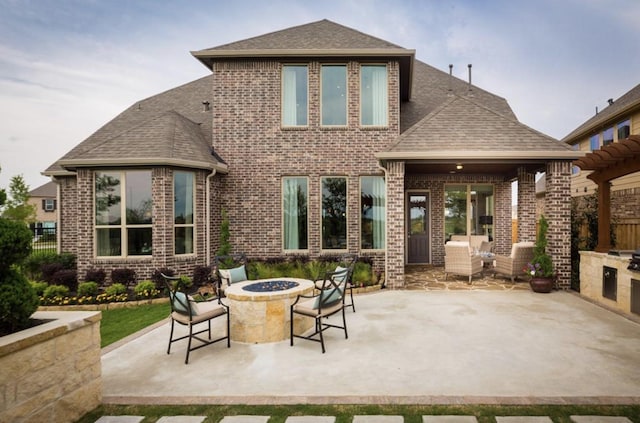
294;297;343;317
219;265;247;285
312;286;343;309
171;292;191;315
333;266;348;282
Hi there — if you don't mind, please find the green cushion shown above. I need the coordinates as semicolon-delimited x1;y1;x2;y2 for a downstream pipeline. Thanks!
313;286;343;309
171;292;189;314
333;266;348;283
228;265;247;283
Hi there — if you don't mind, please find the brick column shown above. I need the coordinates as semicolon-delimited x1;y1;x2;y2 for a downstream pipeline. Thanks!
546;161;572;289
385;161;405;289
517;167;536;242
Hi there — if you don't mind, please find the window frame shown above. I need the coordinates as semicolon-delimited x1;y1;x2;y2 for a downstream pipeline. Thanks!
174;171;196;256
589;134;600;151
320;64;348;127
282;176;309;251
43;198;55;211
444;184;495;240
360;64;389;127
617;118;631;141
94;170;153;258
321;176;348;251
360;175;386;250
281;64;309;128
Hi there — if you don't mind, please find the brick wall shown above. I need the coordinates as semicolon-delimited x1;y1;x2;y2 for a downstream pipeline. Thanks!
211;59;399;275
517;167;536;243
546;161;572;289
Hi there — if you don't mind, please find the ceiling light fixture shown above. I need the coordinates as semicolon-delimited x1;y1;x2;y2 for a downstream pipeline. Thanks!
456;164;463;170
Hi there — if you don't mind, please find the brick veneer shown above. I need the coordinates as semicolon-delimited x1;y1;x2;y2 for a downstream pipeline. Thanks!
517;167;536;243
546;160;572;289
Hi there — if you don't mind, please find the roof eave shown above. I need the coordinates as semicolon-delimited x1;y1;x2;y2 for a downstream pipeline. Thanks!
562;99;640;144
57;158;229;174
375;151;586;161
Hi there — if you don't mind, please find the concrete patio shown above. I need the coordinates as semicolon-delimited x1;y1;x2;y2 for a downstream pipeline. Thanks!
101;281;640;405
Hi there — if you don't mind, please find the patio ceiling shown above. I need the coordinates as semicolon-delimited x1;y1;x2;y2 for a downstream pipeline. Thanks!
574;135;640;183
404;160;547;179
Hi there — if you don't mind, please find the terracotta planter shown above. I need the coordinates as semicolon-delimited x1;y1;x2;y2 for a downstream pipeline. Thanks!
530;277;554;293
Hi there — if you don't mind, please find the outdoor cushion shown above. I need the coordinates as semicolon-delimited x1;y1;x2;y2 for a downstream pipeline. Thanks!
333;266;348;283
295;297;343;317
219;265;247;285
171;291;191;315
312;286;343;309
171;301;225;325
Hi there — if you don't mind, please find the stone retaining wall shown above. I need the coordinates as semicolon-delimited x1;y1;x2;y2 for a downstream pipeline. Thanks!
0;311;102;423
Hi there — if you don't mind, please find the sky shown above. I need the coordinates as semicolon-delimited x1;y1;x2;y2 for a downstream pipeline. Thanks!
1;0;639;193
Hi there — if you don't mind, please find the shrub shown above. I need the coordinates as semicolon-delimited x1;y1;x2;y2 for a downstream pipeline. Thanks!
134;280;158;299
42;284;70;299
41;262;64;284
30;281;48;296
111;268;136;286
0;219;32;270
56;253;77;270
0;269;39;335
84;268;106;285
51;269;78;292
193;265;212;286
152;267;174;290
22;252;58;280
105;283;127;296
77;281;99;297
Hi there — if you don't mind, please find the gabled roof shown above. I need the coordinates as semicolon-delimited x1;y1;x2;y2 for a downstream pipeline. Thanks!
44;76;227;176
192;19;415;101
29;181;56;197
562;83;640;144
380;94;581;162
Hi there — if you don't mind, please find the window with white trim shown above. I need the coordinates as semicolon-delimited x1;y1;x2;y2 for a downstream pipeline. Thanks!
174;171;195;255
360;65;388;126
360;176;386;249
282;177;308;250
282;65;308;126
95;170;152;257
321;177;347;250
321;65;347;126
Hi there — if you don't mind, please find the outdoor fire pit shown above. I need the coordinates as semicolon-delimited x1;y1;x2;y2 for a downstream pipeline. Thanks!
224;278;314;343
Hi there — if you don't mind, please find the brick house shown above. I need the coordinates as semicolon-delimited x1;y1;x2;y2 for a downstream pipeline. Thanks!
44;19;581;288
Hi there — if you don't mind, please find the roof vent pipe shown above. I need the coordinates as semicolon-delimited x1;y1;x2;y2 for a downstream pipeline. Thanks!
467;64;473;94
608;98;614;106
448;64;453;95
596;106;599;115
202;101;211;112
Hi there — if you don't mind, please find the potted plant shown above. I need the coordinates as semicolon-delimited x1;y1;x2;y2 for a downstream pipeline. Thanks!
525;214;555;293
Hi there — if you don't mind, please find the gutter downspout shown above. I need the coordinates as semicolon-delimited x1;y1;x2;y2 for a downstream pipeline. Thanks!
205;168;217;266
377;162;390;289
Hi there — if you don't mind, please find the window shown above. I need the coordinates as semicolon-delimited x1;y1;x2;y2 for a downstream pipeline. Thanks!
603;127;614;146
174;171;194;255
360;65;388;126
43;198;56;211
572;144;580;175
321;177;347;250
445;184;494;240
360;176;385;249
617;119;630;140
589;134;600;151
282;65;308;126
321;65;347;126
283;177;308;250
95;171;152;257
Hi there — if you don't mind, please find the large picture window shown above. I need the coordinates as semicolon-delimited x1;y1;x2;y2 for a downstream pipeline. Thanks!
360;65;388;126
174;171;194;255
283;177;308;250
321;65;347;126
282;65;308;126
360;176;385;249
96;170;152;257
322;177;347;250
445;184;494;241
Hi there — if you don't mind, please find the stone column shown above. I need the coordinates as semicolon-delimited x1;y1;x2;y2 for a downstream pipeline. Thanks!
546;160;572;289
385;161;405;289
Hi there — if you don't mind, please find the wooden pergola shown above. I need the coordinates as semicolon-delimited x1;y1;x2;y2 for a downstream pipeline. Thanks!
574;135;640;252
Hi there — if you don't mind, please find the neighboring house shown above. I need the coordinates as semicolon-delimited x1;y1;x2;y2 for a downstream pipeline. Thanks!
44;19;581;288
28;181;57;238
562;83;640;251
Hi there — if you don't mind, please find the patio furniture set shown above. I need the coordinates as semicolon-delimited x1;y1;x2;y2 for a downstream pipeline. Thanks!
444;236;535;285
162;253;358;363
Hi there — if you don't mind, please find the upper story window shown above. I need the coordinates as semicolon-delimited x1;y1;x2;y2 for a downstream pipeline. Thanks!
321;176;347;250
589;134;600;151
282;177;308;250
617;119;631;140
360;65;388;127
572;144;580;175
360;176;385;250
321;65;347;126
95;170;152;257
43;198;56;212
174;171;194;255
282;65;308;127
603;127;614;146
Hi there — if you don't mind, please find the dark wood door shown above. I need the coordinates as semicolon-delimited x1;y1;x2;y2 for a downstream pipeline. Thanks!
407;193;430;263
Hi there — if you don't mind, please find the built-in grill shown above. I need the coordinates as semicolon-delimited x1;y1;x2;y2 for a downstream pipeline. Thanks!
628;248;640;272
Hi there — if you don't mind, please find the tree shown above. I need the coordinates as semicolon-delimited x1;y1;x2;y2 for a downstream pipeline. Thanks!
1;175;36;223
0;166;7;208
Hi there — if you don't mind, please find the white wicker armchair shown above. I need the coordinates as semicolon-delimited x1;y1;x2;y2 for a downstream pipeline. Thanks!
444;241;483;284
493;242;535;282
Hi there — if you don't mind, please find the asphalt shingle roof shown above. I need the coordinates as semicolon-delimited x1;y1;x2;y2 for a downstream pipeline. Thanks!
28;181;56;197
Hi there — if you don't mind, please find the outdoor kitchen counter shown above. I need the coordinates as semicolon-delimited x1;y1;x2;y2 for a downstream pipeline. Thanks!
225;278;314;343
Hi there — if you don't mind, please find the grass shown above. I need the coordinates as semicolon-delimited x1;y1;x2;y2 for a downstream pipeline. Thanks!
75;404;640;422
100;302;170;348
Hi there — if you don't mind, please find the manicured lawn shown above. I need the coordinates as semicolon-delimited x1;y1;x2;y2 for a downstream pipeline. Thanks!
76;404;640;423
100;302;170;348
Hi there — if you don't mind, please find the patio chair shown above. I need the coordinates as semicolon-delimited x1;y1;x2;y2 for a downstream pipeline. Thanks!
444;241;483;284
214;253;248;296
492;241;535;283
315;253;358;312
291;268;350;353
162;273;230;364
